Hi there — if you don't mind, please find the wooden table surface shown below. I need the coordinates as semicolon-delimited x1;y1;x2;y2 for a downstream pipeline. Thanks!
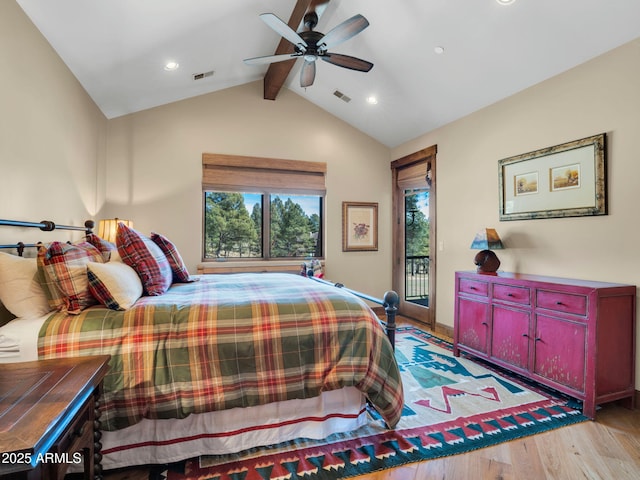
0;355;110;476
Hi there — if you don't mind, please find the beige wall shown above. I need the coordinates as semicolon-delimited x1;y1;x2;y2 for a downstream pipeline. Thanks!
103;81;392;296
3;0;640;388
393;38;640;384
0;1;107;246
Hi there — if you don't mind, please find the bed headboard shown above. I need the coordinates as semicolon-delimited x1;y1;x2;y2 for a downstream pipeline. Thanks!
0;218;95;325
0;218;94;256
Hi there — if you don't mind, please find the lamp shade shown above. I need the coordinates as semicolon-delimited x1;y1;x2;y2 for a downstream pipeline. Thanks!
97;218;133;243
470;228;504;250
470;228;503;274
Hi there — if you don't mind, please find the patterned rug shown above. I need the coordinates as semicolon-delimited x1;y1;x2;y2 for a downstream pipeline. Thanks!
157;326;587;480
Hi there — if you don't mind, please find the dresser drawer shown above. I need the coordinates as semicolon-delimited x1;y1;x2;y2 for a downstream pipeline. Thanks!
51;398;92;459
458;278;489;297
536;290;587;316
493;284;530;305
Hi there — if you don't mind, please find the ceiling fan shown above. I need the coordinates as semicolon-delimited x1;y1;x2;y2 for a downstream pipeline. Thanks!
244;11;373;88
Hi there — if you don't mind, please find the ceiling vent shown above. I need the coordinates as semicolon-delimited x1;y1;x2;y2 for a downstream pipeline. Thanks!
333;90;351;103
192;70;214;81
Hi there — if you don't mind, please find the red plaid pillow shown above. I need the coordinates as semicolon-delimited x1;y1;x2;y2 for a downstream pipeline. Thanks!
37;241;104;313
116;223;172;295
150;232;192;283
85;232;116;262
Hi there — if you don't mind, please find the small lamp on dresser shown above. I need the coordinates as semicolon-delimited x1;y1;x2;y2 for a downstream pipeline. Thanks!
470;228;504;274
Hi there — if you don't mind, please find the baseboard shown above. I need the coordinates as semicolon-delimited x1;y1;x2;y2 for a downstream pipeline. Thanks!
435;323;454;339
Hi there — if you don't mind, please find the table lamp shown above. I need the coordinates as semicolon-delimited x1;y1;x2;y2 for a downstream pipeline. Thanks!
97;218;133;243
470;228;504;274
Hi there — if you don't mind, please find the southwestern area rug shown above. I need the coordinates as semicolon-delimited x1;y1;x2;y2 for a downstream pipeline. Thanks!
157;326;587;480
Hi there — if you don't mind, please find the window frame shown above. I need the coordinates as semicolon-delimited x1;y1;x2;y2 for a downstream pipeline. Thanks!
201;153;326;263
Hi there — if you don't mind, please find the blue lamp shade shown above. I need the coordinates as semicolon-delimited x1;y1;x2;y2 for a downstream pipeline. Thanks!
470;228;504;250
470;228;504;274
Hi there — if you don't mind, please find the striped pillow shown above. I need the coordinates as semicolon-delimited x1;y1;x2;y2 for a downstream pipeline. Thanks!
37;241;104;314
87;260;143;310
150;232;192;283
116;223;172;295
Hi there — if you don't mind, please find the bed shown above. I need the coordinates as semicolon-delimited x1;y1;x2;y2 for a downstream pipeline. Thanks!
0;218;403;475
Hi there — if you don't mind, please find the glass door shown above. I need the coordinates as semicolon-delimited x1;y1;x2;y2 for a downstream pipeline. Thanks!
405;189;430;309
391;145;437;329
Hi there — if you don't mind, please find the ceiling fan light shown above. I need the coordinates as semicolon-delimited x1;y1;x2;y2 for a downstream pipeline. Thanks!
303;53;318;62
164;61;179;71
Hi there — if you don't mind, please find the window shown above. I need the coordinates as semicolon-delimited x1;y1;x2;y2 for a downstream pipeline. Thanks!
202;154;326;260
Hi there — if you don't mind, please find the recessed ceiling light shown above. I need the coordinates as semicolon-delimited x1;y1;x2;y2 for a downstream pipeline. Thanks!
496;0;515;5
164;61;179;71
366;96;378;105
434;46;445;55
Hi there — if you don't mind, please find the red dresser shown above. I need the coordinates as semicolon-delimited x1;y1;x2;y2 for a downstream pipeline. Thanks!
453;271;636;419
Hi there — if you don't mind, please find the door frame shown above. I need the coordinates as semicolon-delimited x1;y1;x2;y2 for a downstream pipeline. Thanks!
391;145;437;328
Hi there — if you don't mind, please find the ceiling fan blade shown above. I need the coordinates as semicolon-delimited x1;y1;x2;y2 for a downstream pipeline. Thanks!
259;13;308;50
300;60;316;87
317;14;369;50
244;53;301;65
321;53;373;72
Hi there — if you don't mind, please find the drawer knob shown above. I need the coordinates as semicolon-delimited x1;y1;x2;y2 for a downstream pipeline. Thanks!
507;293;514;297
521;333;528;337
556;301;564;305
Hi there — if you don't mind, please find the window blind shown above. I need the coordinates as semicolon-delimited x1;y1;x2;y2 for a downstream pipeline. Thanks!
392;145;436;190
202;153;326;194
396;160;431;189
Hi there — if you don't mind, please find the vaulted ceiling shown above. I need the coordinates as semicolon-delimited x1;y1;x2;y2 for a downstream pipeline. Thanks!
16;0;640;147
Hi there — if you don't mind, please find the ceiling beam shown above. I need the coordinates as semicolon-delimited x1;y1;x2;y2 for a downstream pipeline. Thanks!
263;0;331;100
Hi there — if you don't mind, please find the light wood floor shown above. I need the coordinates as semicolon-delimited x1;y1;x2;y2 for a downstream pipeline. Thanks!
95;318;640;480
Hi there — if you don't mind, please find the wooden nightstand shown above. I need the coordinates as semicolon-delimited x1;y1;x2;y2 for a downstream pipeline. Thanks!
0;355;110;480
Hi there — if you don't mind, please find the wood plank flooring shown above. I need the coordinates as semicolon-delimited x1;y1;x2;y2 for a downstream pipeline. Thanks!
94;318;640;480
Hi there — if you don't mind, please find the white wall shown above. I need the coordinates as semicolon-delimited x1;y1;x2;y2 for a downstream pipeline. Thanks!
103;81;393;297
1;0;392;298
393;38;640;386
0;0;106;246
4;0;640;390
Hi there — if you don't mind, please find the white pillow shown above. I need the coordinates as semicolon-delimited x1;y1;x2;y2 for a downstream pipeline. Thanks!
87;260;143;310
110;250;122;262
0;252;53;318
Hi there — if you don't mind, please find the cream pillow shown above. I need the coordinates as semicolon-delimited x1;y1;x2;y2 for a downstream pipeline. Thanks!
0;252;52;318
87;260;143;310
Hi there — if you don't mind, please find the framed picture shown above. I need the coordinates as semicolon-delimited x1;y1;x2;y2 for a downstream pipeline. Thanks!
498;133;606;221
514;171;539;196
550;163;581;191
342;202;378;251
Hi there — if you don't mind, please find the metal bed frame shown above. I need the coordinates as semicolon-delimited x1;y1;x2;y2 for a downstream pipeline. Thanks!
0;218;398;346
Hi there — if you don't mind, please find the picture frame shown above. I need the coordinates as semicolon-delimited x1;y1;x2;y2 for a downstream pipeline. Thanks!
342;202;378;251
498;133;606;221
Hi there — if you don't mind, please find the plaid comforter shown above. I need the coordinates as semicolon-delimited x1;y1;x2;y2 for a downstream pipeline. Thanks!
38;273;403;431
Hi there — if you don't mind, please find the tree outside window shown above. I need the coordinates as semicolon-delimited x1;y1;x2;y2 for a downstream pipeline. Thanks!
204;191;322;260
